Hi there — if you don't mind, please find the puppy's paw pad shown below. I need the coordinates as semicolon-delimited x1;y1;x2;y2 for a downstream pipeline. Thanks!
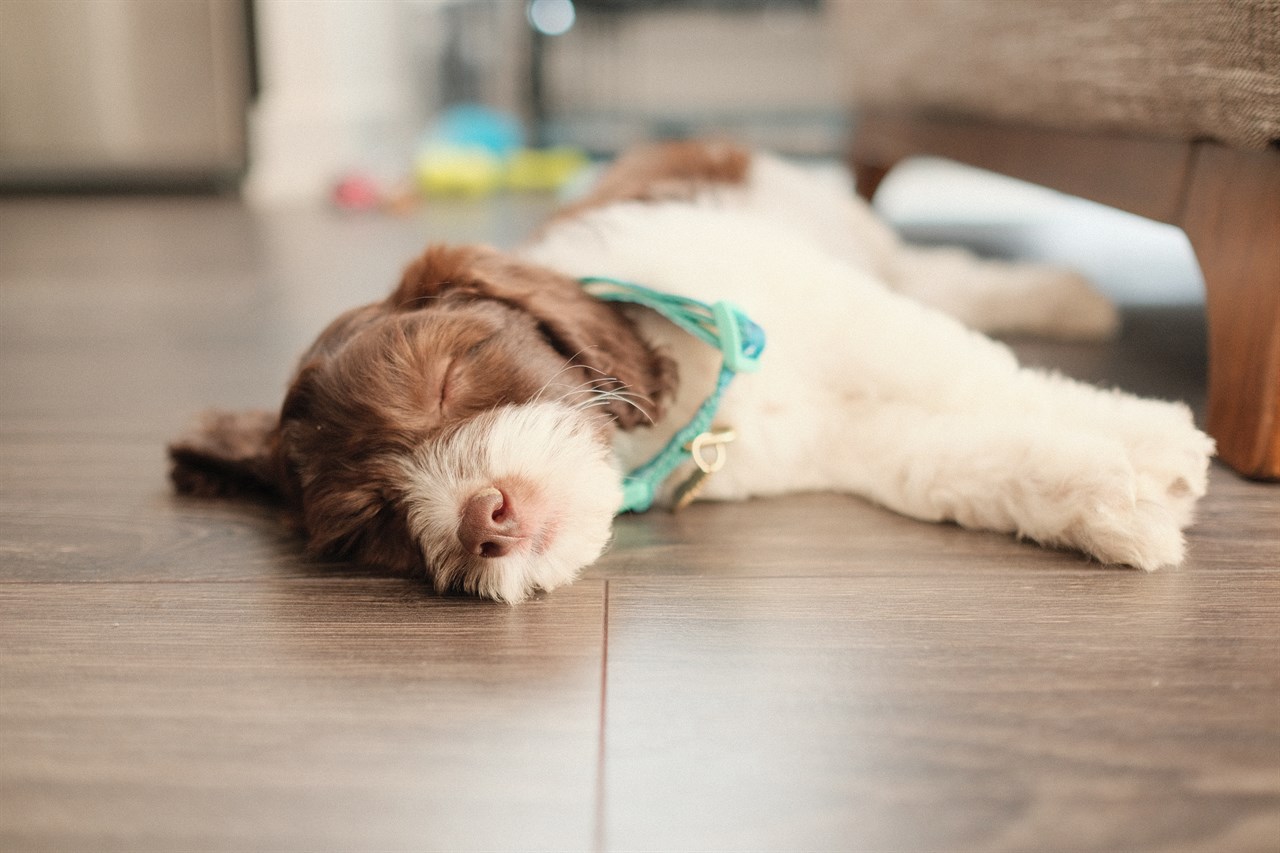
1128;427;1214;529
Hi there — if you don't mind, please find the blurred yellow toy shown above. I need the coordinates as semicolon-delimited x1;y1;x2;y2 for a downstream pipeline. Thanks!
506;147;589;192
413;105;588;198
415;145;505;198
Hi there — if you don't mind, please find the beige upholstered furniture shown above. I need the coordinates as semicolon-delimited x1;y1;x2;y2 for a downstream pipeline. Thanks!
833;0;1280;479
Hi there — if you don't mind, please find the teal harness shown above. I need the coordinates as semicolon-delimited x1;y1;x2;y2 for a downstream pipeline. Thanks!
579;276;766;513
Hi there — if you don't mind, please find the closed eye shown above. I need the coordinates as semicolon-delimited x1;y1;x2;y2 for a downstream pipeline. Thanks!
440;359;456;410
465;336;494;358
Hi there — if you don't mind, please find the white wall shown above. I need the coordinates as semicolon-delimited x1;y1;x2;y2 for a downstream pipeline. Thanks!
244;0;525;203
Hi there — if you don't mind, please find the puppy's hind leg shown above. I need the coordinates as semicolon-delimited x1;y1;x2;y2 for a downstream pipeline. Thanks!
830;403;1188;570
887;245;1120;341
742;153;1117;341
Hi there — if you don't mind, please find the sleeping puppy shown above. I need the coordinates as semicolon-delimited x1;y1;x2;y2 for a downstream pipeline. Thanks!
170;140;1214;602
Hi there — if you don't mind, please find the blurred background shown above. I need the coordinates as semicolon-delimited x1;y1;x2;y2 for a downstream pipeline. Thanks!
0;0;1206;304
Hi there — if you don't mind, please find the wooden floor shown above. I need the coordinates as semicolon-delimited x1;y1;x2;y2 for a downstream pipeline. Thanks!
1;195;1277;852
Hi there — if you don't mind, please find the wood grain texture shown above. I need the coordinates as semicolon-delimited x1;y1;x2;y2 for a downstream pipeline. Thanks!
2;195;1278;851
601;574;1280;852
0;580;606;852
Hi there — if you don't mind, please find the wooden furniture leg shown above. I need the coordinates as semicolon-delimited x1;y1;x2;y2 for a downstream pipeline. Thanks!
849;112;1280;478
1180;145;1280;479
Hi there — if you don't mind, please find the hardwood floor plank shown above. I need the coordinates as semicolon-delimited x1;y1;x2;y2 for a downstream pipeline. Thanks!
0;436;341;583
600;574;1280;852
0;580;606;852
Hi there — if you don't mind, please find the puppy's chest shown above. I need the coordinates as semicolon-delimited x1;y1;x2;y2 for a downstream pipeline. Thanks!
610;308;803;507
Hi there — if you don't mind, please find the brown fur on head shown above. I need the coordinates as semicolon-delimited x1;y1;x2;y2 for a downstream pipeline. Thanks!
388;244;676;429
168;244;677;576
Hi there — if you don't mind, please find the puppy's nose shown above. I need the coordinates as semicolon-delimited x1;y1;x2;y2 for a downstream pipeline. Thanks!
458;487;523;558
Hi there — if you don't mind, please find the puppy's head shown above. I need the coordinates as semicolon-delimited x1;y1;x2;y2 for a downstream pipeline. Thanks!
170;244;676;602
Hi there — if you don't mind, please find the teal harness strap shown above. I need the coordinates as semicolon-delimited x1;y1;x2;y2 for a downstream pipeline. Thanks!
579;276;766;513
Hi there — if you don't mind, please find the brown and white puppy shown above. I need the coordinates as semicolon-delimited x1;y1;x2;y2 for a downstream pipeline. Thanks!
171;242;676;601
171;141;1211;601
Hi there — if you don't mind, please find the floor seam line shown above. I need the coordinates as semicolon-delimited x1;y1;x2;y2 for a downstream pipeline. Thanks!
593;579;610;853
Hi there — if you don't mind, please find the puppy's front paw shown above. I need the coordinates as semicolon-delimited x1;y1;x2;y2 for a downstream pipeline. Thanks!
1081;394;1215;531
1022;447;1189;571
1127;423;1215;531
1075;488;1187;571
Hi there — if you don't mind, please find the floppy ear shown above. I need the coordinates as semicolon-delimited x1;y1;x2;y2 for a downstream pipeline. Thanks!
391;244;677;428
168;409;283;499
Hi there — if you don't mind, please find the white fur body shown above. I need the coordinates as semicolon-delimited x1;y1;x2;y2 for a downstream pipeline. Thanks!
513;154;1213;573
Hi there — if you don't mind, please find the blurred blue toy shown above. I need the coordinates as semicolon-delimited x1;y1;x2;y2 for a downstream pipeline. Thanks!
426;104;524;156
